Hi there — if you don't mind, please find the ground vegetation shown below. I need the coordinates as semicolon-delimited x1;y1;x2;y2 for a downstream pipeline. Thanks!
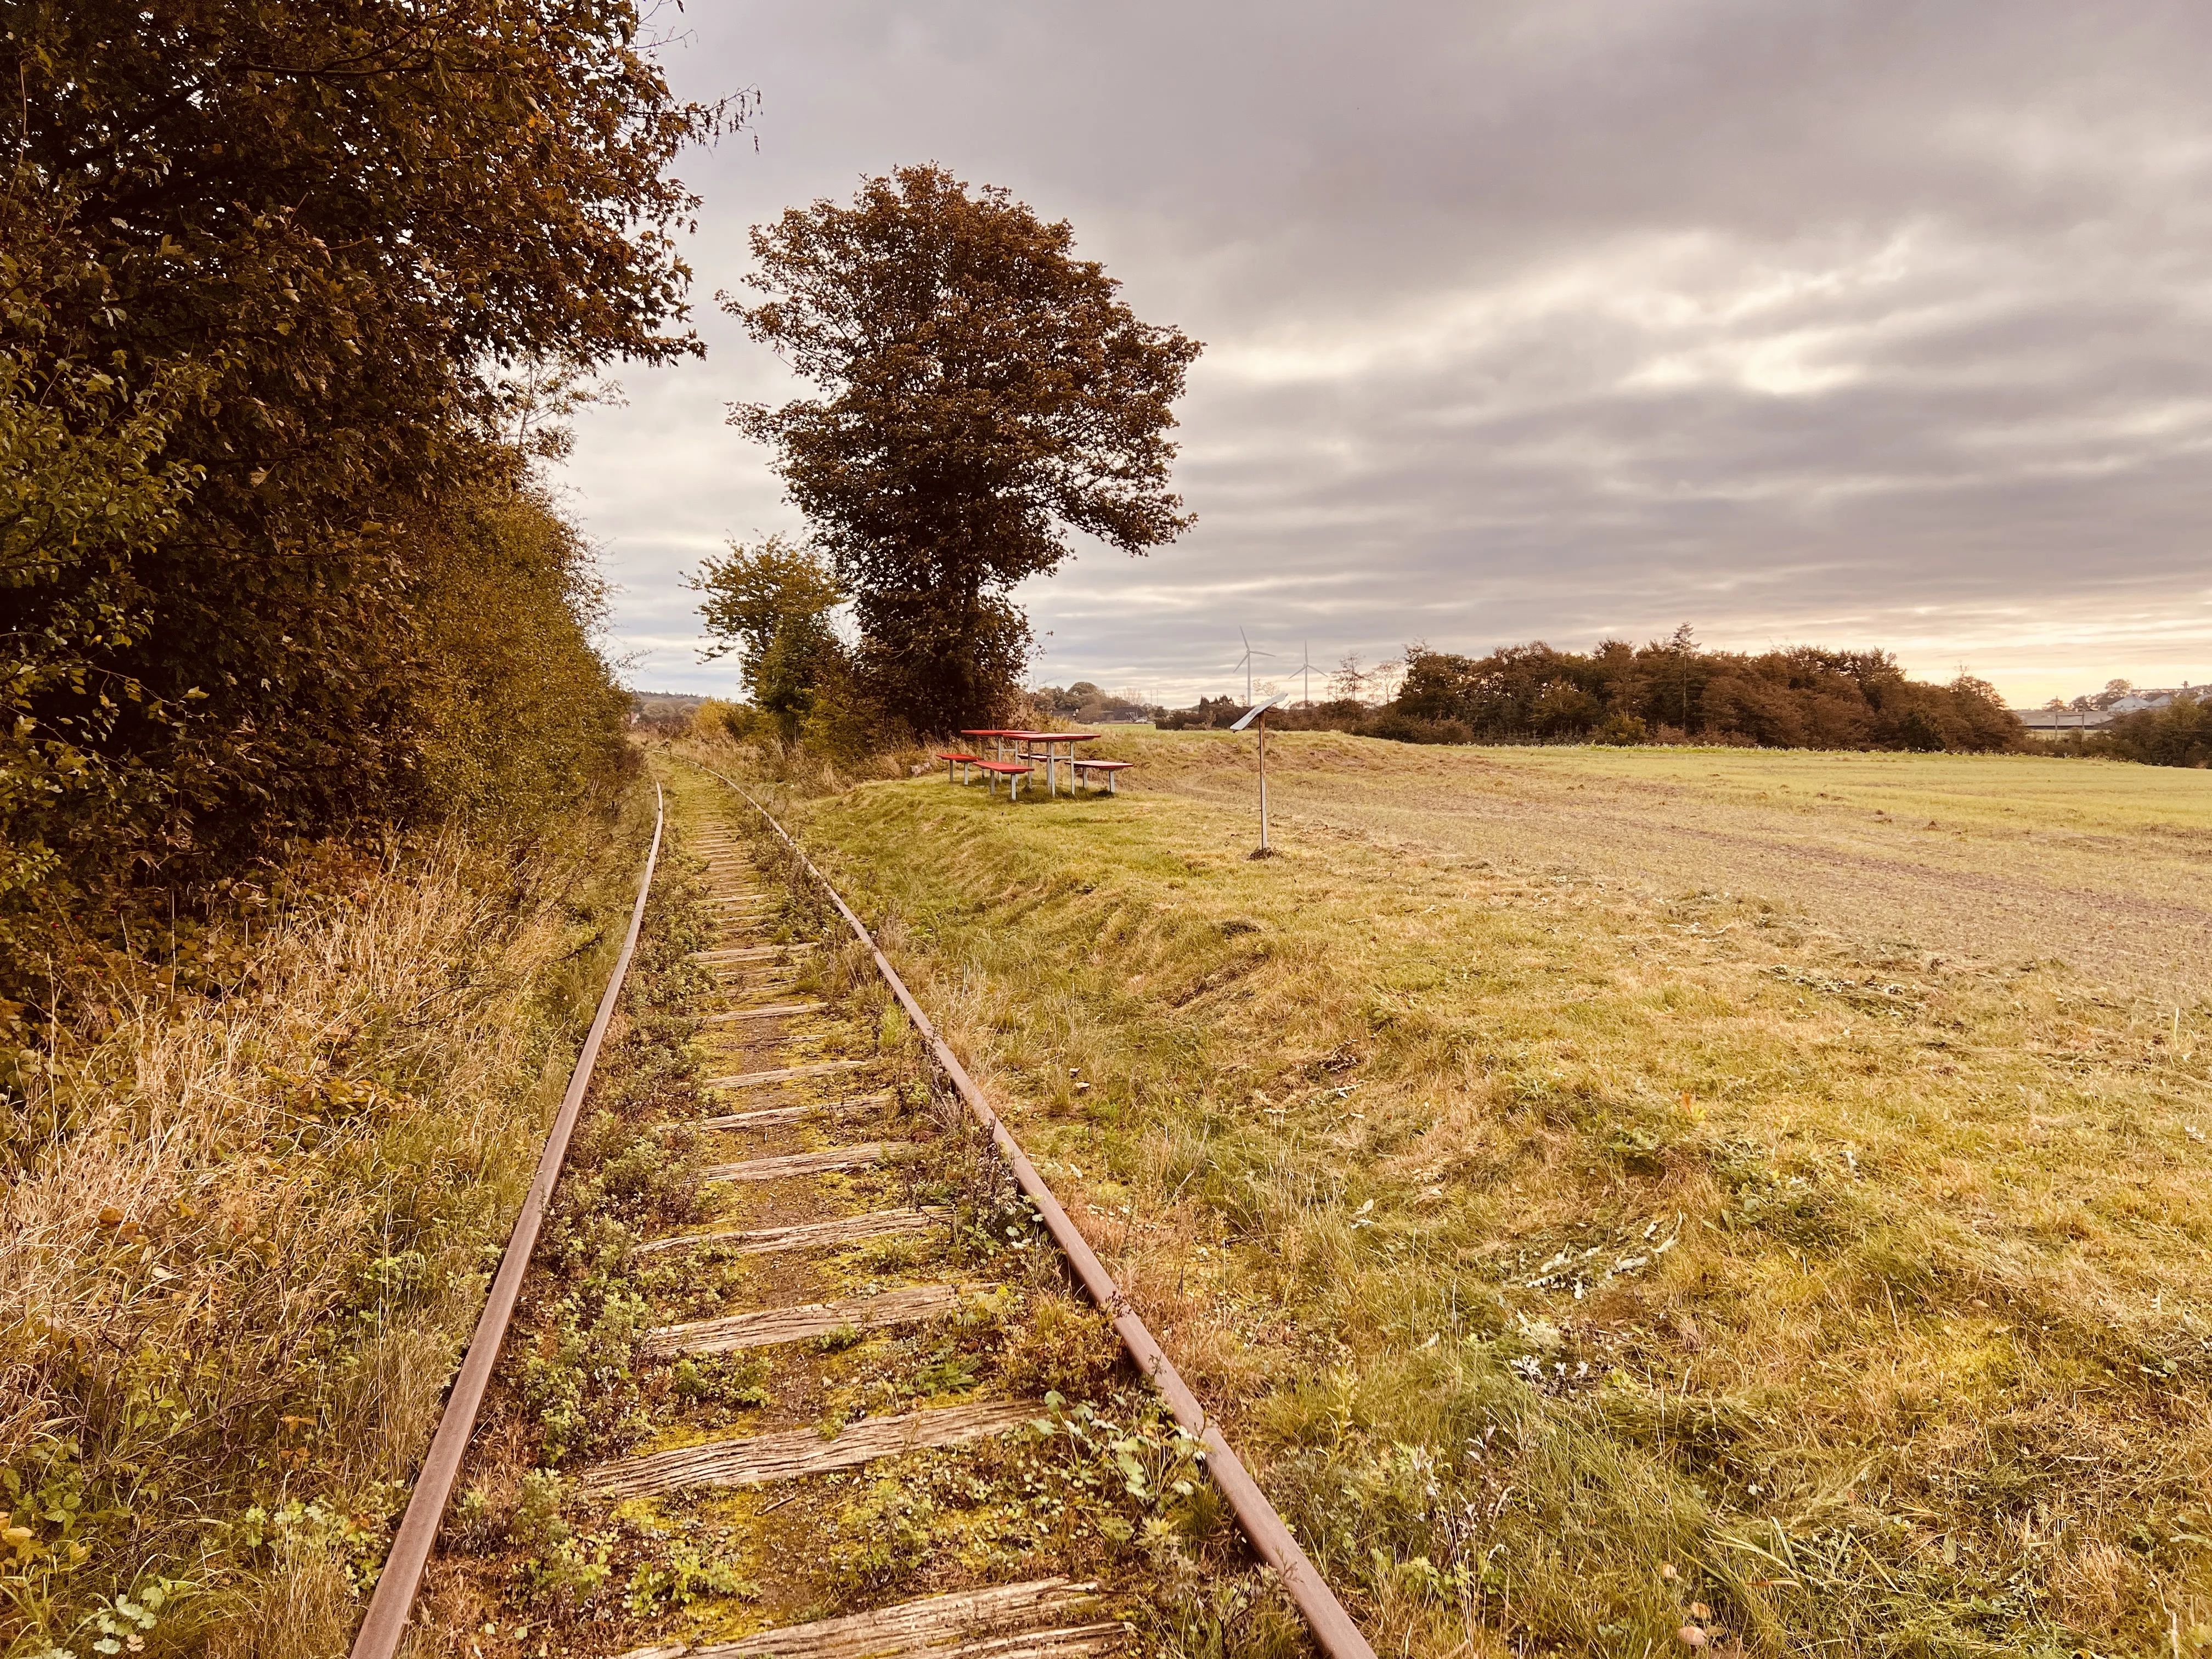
797;738;2211;1657
724;165;1200;737
0;786;654;1656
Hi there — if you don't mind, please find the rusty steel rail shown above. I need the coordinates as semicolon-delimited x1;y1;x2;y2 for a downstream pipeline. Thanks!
350;783;665;1659
692;760;1379;1659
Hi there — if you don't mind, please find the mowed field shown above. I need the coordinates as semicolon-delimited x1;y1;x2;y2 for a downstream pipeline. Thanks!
1146;734;2212;1002
782;733;2212;1659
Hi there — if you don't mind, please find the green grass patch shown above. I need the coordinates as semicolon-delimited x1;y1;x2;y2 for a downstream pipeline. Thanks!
793;742;2212;1658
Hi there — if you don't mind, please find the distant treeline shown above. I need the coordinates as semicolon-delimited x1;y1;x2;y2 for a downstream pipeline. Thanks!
2059;695;2212;768
1163;635;2025;752
1032;682;1156;724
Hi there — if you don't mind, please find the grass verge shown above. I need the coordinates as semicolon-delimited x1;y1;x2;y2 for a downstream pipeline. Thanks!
0;782;654;1658
792;741;2212;1659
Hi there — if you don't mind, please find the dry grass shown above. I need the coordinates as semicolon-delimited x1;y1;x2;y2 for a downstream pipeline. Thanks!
1094;730;2212;1002
792;734;2212;1659
0;789;652;1658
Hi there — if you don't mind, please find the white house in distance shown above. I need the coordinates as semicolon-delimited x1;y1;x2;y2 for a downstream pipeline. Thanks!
2012;683;2198;737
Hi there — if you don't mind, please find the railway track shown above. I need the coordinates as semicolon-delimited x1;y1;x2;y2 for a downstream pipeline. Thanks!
352;762;1374;1659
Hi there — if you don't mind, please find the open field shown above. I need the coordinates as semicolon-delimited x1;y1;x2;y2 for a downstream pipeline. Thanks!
1122;733;2212;1002
780;735;2212;1658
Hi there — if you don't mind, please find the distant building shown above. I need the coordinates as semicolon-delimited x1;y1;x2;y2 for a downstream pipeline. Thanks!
2012;682;2197;737
2014;707;2114;736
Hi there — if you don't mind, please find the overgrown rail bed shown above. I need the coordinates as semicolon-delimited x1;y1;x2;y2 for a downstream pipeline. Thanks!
395;760;1344;1659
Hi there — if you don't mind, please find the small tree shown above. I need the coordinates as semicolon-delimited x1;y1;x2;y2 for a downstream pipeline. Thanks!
693;535;849;744
1330;654;1370;704
726;165;1201;735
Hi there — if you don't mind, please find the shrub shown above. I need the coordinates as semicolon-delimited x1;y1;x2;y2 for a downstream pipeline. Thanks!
2098;695;2212;767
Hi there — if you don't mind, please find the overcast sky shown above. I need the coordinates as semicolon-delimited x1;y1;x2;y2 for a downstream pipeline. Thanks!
567;0;2212;708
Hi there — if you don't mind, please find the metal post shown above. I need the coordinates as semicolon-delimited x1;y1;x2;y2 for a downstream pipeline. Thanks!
1258;713;1270;854
1230;691;1287;858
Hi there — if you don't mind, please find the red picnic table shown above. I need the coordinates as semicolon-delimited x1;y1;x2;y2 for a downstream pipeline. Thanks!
1001;731;1100;798
951;729;1132;799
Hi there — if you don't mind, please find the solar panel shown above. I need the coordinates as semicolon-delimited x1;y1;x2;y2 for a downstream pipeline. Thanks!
1229;691;1291;731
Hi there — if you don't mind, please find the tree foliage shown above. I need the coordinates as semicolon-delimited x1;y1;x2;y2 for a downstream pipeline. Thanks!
1165;634;2024;751
2086;695;2212;767
1;0;725;1014
0;348;207;982
693;535;849;744
726;165;1201;734
405;480;633;821
1395;637;2022;750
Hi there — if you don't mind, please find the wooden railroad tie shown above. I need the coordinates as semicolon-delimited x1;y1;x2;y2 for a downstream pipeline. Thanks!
631;1206;947;1259
610;1577;1122;1659
653;1093;891;1135
695;1002;828;1025
657;1102;815;1133
693;945;817;965
576;1400;1041;1499
638;1281;988;1357
697;1143;907;1183
700;1058;867;1089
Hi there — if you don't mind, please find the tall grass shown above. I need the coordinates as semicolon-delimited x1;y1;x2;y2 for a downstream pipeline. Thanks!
0;787;652;1658
796;754;2212;1658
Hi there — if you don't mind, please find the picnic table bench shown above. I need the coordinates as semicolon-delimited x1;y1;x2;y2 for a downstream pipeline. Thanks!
970;758;1034;801
1068;759;1136;795
950;729;1132;799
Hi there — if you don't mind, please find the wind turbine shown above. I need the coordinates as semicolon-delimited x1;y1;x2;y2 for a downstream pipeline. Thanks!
1233;627;1277;704
1297;641;1315;708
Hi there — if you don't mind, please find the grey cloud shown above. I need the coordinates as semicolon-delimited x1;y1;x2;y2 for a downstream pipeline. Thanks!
569;0;2212;702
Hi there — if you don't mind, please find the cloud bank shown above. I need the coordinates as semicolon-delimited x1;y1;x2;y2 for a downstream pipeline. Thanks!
566;0;2212;706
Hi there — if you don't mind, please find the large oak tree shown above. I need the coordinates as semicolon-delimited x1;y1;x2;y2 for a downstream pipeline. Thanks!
726;165;1201;734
